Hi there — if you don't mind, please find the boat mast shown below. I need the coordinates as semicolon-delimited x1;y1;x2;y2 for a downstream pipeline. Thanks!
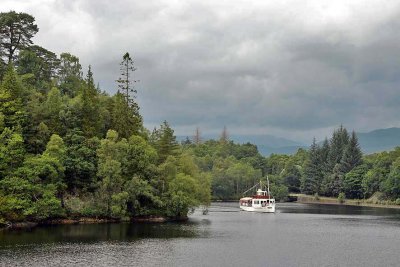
267;176;270;197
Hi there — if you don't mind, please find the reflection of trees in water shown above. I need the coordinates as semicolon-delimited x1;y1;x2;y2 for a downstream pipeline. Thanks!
0;222;208;248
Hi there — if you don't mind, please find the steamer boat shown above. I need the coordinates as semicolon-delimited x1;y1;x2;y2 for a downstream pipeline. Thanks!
239;178;275;213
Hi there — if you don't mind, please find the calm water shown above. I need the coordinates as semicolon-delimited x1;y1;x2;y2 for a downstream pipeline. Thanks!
1;203;400;267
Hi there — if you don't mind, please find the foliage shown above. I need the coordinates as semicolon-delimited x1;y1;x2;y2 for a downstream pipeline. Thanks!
338;192;345;204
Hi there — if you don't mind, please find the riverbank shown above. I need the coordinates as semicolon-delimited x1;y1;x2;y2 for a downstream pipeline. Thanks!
292;193;400;209
0;215;188;231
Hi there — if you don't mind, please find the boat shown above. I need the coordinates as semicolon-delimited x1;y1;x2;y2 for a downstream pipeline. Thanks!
239;178;275;213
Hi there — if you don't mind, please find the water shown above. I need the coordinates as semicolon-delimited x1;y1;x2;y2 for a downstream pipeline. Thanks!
1;203;400;267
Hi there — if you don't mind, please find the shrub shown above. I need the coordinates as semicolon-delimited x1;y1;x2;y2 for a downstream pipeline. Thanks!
314;193;320;201
395;198;400;205
338;192;345;204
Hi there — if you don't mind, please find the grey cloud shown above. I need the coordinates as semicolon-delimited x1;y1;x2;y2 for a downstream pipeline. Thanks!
2;0;400;142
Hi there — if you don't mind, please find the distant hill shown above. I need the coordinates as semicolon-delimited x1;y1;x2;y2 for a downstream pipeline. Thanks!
178;127;400;156
357;127;400;154
177;134;307;156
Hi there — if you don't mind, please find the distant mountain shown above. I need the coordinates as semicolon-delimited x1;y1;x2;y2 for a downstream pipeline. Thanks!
357;127;400;154
256;145;308;156
177;127;400;156
177;134;307;156
229;134;303;148
229;135;307;156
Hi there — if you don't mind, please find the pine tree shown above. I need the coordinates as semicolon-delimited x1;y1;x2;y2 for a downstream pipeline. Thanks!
0;64;26;129
327;125;349;171
220;126;228;143
110;91;142;139
340;131;362;174
112;53;142;138
155;121;179;164
301;138;321;194
81;65;100;137
0;11;39;63
116;52;138;106
193;127;201;145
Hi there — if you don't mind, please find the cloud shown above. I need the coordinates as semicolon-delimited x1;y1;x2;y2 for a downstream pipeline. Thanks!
2;0;400;142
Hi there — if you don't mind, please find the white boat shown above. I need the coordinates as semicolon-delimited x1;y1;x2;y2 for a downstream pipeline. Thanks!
239;178;275;213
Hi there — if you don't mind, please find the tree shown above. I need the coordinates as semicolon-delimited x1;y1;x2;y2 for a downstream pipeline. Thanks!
340;131;362;174
327;125;349;171
96;130;124;216
381;158;400;199
64;130;99;191
0;127;25;178
0;64;26;129
41;87;63;134
220;126;229;143
343;164;368;199
154;121;179;164
193;127;201;145
58;52;82;97
0;11;39;63
81;65;101;137
17;45;60;87
301;138;321;195
110;91;142;139
116;52;138;106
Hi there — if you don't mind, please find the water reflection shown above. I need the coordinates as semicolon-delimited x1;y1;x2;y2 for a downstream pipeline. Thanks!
1;203;400;267
0;220;210;248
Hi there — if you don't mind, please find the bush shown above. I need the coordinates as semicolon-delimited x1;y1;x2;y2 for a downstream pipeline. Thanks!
395;198;400;205
314;193;320;201
338;192;345;204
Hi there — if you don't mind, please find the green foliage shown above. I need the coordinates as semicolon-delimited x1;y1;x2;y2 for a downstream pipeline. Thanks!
0;11;39;63
17;45;60;87
153;120;179;164
0;14;214;223
4;11;400;224
343;164;367;199
338;192;345;204
0;127;25;178
0;64;26;129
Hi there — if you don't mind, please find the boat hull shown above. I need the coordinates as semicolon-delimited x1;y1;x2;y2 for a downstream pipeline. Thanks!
240;205;275;213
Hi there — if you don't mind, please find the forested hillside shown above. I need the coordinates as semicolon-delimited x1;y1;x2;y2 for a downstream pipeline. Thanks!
0;11;210;224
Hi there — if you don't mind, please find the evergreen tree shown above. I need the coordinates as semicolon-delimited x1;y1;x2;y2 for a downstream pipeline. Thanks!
0;11;39;63
193;127;201;145
81;65;100;137
64;130;99;191
116;52;138;106
0;127;25;178
220;126;229;143
340;131;362;174
301;138;321;194
58;52;82;97
16;45;60;87
110;91;142;139
327;125;349;171
155;121;179;164
324;125;349;195
0;64;26;129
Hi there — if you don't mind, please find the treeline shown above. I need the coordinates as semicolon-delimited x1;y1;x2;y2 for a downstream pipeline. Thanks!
181;135;289;201
182;124;400;203
0;11;210;224
262;126;400;202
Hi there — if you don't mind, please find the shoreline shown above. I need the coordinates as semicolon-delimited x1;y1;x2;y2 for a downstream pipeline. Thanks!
0;215;188;231
293;194;400;210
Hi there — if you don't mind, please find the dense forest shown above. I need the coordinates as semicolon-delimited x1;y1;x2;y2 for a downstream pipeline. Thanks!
1;11;400;226
0;11;211;224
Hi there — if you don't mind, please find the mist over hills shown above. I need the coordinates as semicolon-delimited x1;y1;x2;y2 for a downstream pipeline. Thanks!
179;127;400;156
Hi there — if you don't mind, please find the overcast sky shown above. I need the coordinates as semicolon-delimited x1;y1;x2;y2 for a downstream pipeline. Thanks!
2;0;400;143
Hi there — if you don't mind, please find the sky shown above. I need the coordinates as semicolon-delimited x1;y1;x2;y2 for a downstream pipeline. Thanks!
2;0;400;143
